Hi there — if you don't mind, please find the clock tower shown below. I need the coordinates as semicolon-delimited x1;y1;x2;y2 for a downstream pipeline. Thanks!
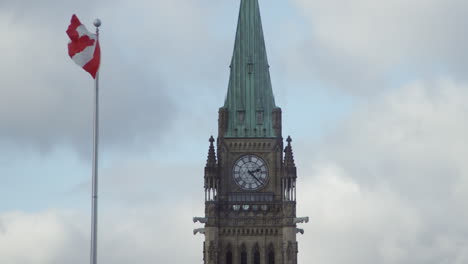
193;1;308;264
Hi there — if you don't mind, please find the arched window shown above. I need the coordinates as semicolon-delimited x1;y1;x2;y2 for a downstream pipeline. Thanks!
226;251;233;264
268;250;275;264
252;243;260;264
268;244;275;264
241;251;247;264
254;251;260;264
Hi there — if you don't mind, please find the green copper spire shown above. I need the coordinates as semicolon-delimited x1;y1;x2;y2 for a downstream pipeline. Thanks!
222;0;278;138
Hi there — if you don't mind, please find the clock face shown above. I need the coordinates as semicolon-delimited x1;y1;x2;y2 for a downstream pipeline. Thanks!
232;155;269;191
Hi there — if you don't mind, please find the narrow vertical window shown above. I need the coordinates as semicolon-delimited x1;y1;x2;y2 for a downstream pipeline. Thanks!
238;110;246;124
241;251;247;264
247;56;254;74
256;111;263;124
254;251;260;264
226;251;233;264
268;250;275;264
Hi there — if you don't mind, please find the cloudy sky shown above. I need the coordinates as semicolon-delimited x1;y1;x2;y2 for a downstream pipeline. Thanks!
1;0;468;263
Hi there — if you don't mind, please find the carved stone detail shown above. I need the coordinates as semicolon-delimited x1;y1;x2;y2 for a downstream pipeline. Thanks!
286;241;293;261
208;241;216;262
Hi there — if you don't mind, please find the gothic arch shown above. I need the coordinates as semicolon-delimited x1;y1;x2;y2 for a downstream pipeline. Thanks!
225;243;233;264
226;243;233;252
208;241;216;262
240;244;247;264
252;243;260;264
287;241;293;261
267;243;275;264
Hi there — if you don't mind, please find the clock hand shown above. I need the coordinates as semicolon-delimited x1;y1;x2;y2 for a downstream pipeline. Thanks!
248;168;262;174
253;169;264;184
249;168;262;177
248;170;264;185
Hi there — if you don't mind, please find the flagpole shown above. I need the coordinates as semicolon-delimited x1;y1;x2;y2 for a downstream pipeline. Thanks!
91;18;101;264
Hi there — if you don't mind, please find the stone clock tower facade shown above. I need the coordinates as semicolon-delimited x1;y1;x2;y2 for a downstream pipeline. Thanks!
193;1;308;264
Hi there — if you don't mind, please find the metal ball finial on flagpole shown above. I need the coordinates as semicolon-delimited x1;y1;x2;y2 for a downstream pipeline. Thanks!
90;18;101;264
93;18;101;28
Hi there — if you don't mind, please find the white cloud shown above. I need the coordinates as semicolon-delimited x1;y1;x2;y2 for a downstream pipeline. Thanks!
0;203;203;264
0;210;87;264
297;164;422;263
0;156;206;264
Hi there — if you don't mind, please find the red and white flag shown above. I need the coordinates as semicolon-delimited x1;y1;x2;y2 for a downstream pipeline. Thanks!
66;14;100;79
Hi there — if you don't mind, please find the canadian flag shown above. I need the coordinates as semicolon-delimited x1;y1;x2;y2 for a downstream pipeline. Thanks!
66;14;100;79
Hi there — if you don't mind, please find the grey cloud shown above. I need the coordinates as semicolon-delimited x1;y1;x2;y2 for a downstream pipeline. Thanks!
0;18;175;156
287;0;468;94
98;159;203;205
315;78;468;196
294;77;468;263
0;0;232;156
